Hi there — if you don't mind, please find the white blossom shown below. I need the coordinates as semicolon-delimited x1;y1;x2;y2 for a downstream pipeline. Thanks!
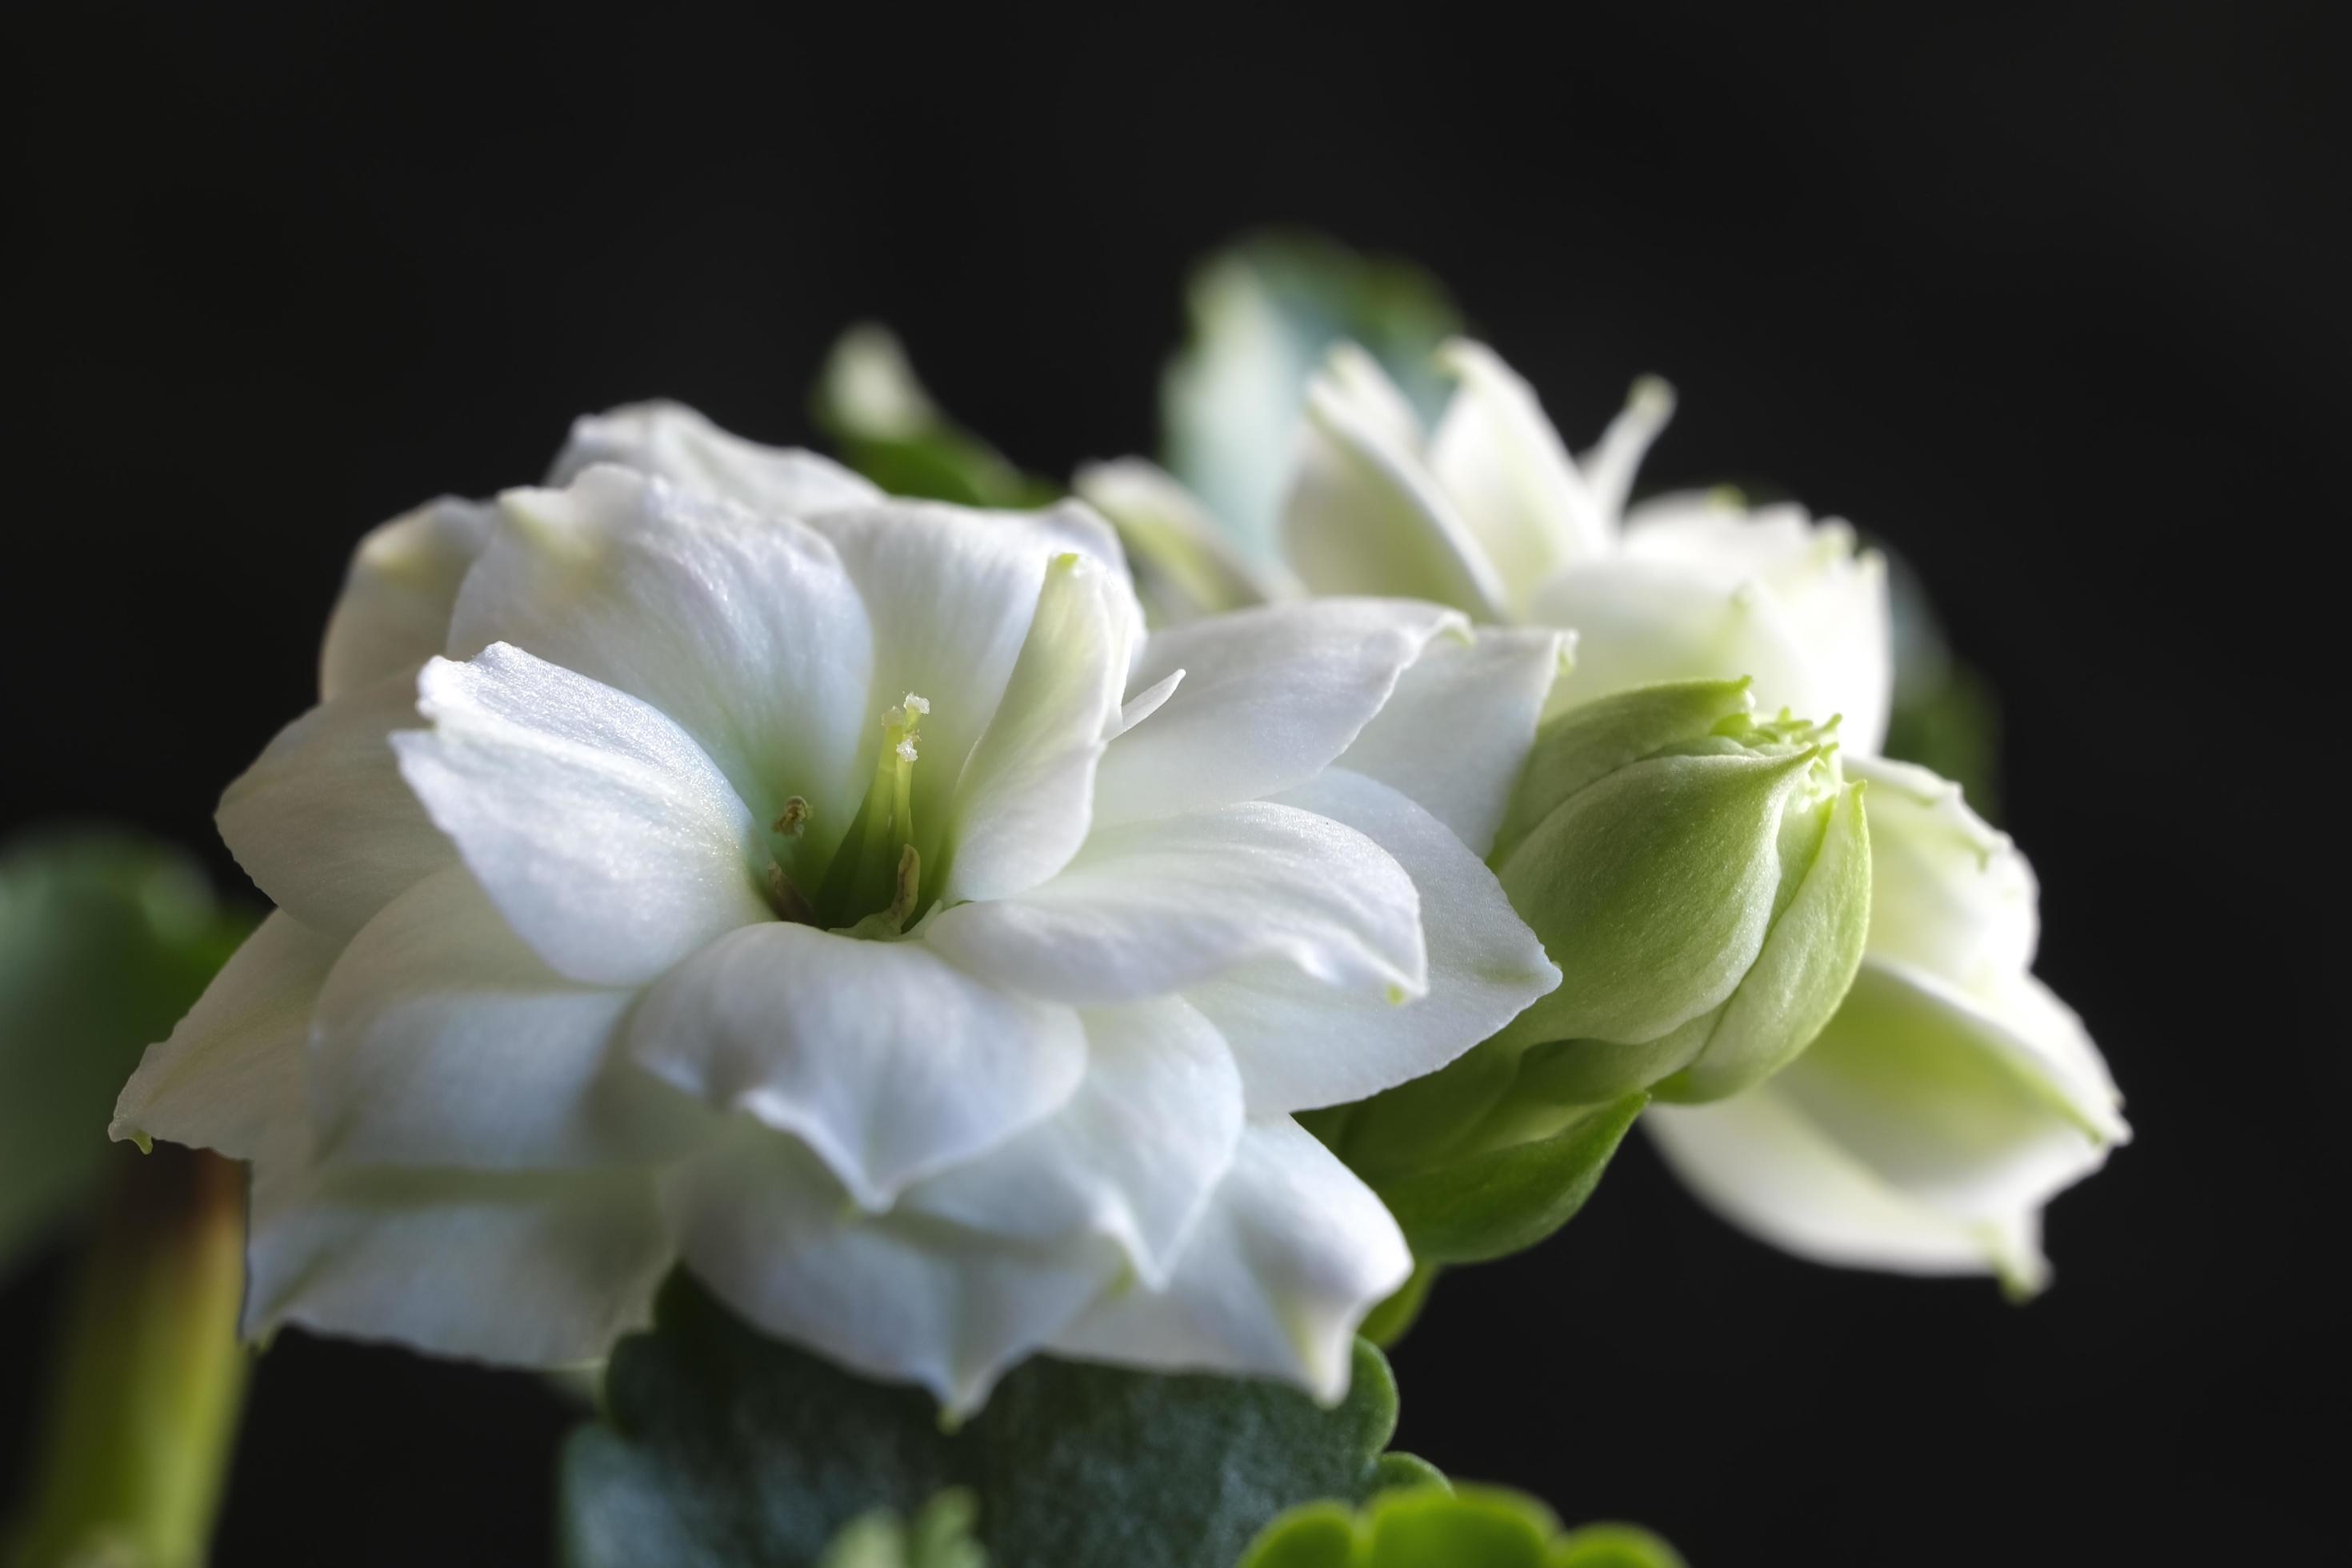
1094;339;2125;1287
1647;756;2126;1292
114;402;1560;1410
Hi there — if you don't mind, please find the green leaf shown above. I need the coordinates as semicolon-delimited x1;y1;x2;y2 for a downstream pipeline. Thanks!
1365;1094;1647;1266
1356;1260;1439;1348
562;1275;1418;1568
0;830;250;1274
813;324;1060;509
816;1490;987;1568
1302;1038;1646;1270
1237;1485;1685;1568
1162;231;1462;564
1549;1523;1689;1568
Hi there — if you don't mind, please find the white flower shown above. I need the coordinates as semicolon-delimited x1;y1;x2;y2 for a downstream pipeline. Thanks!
113;402;1560;1411
1276;341;1890;750
1648;757;2127;1291
1096;337;2125;1286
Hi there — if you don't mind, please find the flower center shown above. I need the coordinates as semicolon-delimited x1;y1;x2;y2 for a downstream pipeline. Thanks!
778;692;934;937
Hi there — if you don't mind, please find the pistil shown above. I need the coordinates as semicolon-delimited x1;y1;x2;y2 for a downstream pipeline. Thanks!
810;694;933;934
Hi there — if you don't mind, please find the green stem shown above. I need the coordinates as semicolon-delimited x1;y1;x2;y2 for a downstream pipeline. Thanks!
8;1146;250;1568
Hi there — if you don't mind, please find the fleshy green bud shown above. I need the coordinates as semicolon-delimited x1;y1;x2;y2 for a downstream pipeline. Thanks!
1487;678;1871;1105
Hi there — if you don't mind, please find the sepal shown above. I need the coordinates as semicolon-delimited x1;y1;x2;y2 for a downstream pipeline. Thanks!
1489;683;1872;1105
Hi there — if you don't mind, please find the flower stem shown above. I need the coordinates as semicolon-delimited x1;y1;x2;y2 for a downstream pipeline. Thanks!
7;1146;249;1568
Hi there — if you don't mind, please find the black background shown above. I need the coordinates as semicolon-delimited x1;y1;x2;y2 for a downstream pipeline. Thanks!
2;3;2337;1562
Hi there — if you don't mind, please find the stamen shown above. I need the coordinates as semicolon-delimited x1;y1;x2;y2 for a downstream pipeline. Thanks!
772;796;810;836
886;843;922;929
767;862;818;926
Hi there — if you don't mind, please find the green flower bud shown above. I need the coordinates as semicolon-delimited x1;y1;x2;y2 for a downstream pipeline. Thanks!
1487;678;1872;1105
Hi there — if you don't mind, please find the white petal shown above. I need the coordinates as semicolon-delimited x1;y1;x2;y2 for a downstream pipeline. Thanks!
923;802;1425;1006
1333;625;1565;856
979;498;1152;681
627;922;1087;1208
1113;669;1185;737
246;1159;671;1365
549;400;883;515
1527;558;1826;725
1986;971;2127;1143
670;1122;1118;1413
394;645;770;987
1095;598;1462;826
1646;1082;2006;1279
1618;494;1828;579
799;502;1104;862
1072;458;1286;624
1188;769;1558;1114
1427;339;1612;595
1848;754;2038;992
966;497;1141;606
218;667;456;938
1578;375;1678;525
308;866;705;1170
449;467;876;839
1779;961;2123;1219
1321;343;1426;452
940;552;1126;903
1619;497;1893;751
110;911;338;1158
1655;906;2123;1295
898;998;1244;1286
1049;1118;1410;1403
1280;358;1506;618
319;497;494;702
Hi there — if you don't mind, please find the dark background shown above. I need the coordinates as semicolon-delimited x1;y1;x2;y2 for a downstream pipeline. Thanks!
3;2;2337;1562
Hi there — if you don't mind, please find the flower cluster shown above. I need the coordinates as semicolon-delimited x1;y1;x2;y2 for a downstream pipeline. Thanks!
110;269;2127;1434
1093;328;2127;1290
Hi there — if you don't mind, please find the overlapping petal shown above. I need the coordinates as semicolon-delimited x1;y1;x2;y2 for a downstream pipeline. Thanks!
898;998;1243;1286
549;400;883;516
1190;768;1558;1114
1049;1118;1410;1403
1850;754;2037;991
447;468;876;836
394;644;770;987
1646;1078;2007;1280
666;1122;1121;1414
246;1160;672;1366
1616;495;1893;750
922;802;1425;1006
627;922;1088;1209
319;497;495;702
1281;353;1504;618
110;910;339;1159
1330;625;1564;857
306;866;702;1170
799;503;1103;862
940;552;1127;904
1094;598;1462;826
217;668;458;938
1427;340;1611;594
1651;957;2126;1292
1525;558;1826;726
